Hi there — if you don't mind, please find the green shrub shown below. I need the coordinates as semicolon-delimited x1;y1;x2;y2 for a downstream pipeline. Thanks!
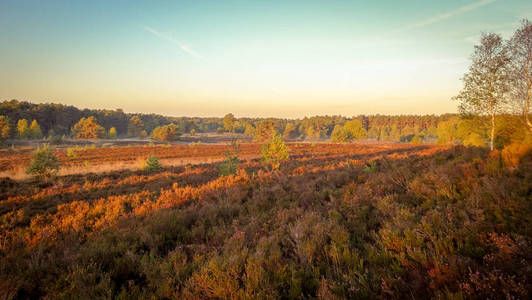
25;145;59;178
217;140;240;176
261;131;289;170
144;155;162;172
67;147;77;158
363;161;377;173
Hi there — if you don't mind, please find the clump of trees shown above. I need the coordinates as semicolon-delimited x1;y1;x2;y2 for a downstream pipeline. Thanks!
330;125;352;143
151;124;180;142
344;119;367;139
330;119;368;143
17;119;43;139
71;116;105;139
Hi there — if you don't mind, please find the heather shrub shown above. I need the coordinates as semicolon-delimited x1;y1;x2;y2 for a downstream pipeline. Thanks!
501;143;532;170
25;144;59;178
2;144;531;299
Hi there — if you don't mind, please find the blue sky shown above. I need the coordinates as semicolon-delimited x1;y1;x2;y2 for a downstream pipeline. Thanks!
1;0;531;117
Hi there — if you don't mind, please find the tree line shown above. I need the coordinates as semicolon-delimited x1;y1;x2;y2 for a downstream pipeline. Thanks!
0;99;529;148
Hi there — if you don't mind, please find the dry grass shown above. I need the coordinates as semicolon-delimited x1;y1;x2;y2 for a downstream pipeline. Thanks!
0;154;260;180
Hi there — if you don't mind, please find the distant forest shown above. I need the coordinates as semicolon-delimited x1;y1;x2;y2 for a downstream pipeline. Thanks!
0;99;530;148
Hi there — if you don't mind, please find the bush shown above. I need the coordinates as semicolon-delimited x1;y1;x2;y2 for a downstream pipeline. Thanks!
25;145;59;178
363;161;377;173
67;147;77;158
261;131;289;170
218;140;240;176
501;143;532;170
144;155;162;172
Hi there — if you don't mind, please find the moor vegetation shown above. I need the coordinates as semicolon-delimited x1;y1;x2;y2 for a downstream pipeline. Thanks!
0;143;531;299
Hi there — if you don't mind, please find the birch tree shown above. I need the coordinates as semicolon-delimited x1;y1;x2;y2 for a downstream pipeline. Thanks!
455;33;511;150
508;19;532;133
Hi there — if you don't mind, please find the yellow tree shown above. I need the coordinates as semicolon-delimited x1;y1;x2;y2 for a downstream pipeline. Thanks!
108;127;117;139
29;120;42;139
151;124;180;141
0;115;11;143
71;116;105;139
223;113;235;132
344;120;367;139
17;119;30;139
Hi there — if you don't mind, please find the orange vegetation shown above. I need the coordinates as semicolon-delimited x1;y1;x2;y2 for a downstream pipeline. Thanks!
0;143;530;299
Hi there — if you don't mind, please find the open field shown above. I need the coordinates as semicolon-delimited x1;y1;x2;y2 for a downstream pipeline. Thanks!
0;142;411;179
0;143;530;299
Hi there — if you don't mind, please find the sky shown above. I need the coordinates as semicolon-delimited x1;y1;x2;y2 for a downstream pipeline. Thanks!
1;0;531;118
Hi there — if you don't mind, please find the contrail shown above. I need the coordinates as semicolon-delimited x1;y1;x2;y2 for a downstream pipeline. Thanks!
142;26;203;59
393;0;497;33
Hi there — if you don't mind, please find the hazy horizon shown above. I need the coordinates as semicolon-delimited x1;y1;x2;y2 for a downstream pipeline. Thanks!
1;0;531;118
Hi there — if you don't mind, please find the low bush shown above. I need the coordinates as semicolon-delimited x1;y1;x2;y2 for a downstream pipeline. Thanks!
25;144;59;178
217;140;240;176
501;142;532;170
144;155;162;172
261;131;289;170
